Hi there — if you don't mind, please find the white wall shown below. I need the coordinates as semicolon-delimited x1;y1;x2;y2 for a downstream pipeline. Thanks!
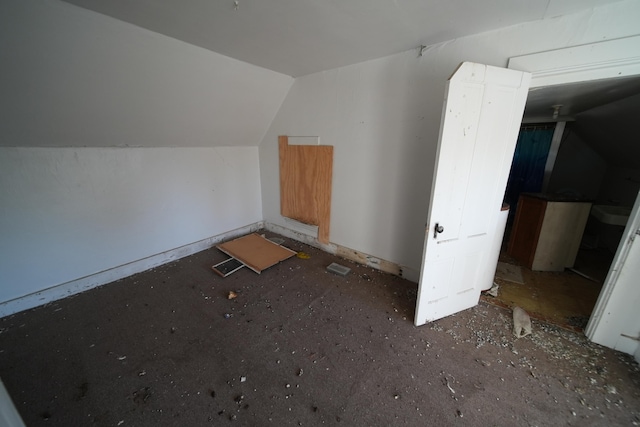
597;166;640;207
587;190;640;357
547;125;607;199
259;0;640;280
0;147;263;305
0;0;292;311
0;0;292;147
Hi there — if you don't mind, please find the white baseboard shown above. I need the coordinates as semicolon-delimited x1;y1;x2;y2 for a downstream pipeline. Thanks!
0;222;264;318
265;222;420;282
1;220;418;318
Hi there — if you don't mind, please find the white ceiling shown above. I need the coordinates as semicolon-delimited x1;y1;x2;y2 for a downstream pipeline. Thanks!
58;0;639;167
60;0;624;77
524;76;640;120
573;90;640;169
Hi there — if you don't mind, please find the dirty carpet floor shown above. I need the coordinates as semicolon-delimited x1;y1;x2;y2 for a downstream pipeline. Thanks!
1;233;639;426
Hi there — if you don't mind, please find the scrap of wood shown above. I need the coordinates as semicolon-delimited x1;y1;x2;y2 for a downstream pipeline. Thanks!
279;135;333;244
211;258;244;277
217;233;296;274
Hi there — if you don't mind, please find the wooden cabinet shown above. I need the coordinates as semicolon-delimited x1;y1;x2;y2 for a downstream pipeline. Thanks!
508;194;591;271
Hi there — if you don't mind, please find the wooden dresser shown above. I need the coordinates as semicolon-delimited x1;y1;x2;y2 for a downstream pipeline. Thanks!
507;193;591;272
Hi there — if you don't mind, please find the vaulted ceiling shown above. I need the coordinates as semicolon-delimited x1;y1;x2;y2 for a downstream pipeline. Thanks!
60;0;624;77
59;0;639;167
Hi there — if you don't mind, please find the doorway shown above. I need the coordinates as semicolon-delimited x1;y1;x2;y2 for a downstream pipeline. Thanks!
415;37;640;340
495;39;640;341
486;116;638;332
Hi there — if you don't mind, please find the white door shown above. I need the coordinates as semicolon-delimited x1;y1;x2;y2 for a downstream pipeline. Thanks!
414;62;531;326
585;190;640;359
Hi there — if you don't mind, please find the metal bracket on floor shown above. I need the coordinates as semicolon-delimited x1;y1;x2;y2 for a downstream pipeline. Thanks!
212;258;245;277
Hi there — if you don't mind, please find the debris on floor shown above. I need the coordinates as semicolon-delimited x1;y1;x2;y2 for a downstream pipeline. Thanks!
296;251;311;259
3;231;640;427
566;315;590;329
227;291;238;300
485;282;499;297
130;386;152;405
567;267;599;283
267;237;286;245
496;262;524;284
513;306;532;338
326;262;351;276
216;233;296;274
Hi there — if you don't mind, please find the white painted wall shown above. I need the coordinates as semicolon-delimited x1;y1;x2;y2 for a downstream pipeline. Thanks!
0;1;292;311
259;0;640;281
547;126;607;200
0;0;293;147
597;167;640;207
0;147;262;305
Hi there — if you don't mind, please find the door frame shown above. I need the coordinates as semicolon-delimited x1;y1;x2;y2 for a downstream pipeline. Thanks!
508;35;640;356
508;36;640;89
585;191;640;352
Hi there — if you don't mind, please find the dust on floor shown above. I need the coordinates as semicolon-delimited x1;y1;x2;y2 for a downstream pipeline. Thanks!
0;236;638;426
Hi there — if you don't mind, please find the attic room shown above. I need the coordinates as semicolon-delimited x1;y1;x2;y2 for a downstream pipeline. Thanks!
1;0;640;425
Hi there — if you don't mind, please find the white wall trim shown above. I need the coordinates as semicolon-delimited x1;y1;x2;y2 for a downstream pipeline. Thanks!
0;220;418;318
0;222;264;318
585;190;640;348
287;136;320;146
508;36;640;88
265;222;420;282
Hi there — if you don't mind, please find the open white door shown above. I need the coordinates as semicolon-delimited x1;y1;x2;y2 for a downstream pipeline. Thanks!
414;62;530;326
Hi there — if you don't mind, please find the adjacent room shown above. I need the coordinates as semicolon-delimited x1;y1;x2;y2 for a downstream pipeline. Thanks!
1;0;640;425
489;80;640;331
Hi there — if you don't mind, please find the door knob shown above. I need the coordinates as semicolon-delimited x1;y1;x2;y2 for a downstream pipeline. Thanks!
434;223;444;239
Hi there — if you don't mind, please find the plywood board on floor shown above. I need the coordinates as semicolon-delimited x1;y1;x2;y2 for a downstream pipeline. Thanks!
217;233;296;274
495;262;524;284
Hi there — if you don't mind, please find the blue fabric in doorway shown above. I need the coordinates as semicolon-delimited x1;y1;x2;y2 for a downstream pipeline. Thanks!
504;126;555;217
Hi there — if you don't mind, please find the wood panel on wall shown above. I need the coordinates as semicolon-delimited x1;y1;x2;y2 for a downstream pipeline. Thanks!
279;135;333;244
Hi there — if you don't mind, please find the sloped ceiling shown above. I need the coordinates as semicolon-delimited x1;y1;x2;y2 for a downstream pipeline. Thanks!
60;0;624;77
524;77;640;120
523;76;640;169
573;92;640;169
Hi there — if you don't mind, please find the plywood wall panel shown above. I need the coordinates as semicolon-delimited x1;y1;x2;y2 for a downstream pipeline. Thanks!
279;136;333;243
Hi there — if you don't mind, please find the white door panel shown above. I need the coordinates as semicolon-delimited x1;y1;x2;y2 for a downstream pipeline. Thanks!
415;62;531;326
